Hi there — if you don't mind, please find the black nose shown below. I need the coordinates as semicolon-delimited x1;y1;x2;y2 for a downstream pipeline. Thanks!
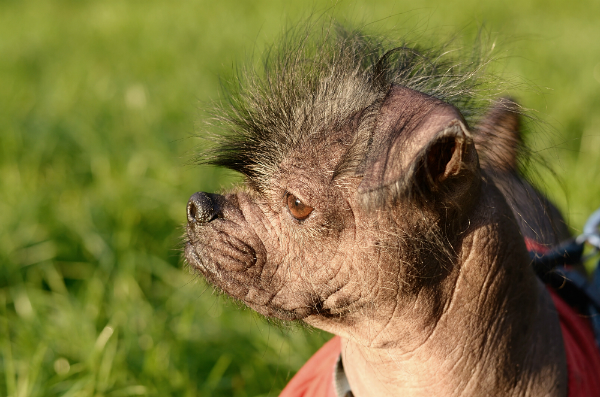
187;192;219;224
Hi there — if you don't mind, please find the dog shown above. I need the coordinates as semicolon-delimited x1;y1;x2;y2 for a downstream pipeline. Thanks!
184;25;600;396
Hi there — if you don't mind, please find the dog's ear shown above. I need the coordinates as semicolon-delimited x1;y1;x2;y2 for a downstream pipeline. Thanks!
358;85;479;206
474;97;521;172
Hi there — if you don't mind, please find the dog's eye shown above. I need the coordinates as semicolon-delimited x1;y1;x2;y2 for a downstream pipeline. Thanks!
286;193;313;221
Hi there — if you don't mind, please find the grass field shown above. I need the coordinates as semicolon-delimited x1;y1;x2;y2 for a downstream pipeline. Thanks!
1;0;600;396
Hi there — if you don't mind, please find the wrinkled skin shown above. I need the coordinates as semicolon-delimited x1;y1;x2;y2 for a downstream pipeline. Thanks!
185;89;568;396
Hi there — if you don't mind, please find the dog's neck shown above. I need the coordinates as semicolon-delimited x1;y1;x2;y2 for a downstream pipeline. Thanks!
340;184;568;397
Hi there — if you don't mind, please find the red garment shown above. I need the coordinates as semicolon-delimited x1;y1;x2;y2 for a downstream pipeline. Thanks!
524;237;552;254
279;293;600;397
549;288;600;396
279;336;340;397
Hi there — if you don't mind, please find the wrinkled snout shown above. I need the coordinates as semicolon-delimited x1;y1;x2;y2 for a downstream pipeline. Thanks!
187;192;222;225
185;191;273;311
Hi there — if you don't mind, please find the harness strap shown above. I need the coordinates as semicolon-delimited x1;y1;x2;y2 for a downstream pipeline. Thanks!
529;237;600;348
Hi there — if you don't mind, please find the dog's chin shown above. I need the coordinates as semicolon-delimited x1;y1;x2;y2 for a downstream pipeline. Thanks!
185;241;332;322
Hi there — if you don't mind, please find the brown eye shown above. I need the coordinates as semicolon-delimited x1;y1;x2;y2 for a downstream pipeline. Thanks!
286;193;313;221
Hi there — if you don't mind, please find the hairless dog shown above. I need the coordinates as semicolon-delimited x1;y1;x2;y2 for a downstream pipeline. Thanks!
185;25;599;396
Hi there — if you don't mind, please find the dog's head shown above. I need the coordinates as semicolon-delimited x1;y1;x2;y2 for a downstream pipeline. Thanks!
185;80;482;341
183;27;570;345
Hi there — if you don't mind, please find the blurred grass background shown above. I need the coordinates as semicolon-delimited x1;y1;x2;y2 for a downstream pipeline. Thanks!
1;0;599;396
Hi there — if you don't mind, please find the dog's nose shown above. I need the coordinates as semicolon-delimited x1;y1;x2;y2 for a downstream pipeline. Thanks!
187;192;218;225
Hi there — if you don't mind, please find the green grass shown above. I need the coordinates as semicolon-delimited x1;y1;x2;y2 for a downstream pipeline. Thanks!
1;0;600;396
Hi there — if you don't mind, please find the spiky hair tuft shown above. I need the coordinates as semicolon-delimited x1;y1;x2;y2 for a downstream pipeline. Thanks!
199;22;499;191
